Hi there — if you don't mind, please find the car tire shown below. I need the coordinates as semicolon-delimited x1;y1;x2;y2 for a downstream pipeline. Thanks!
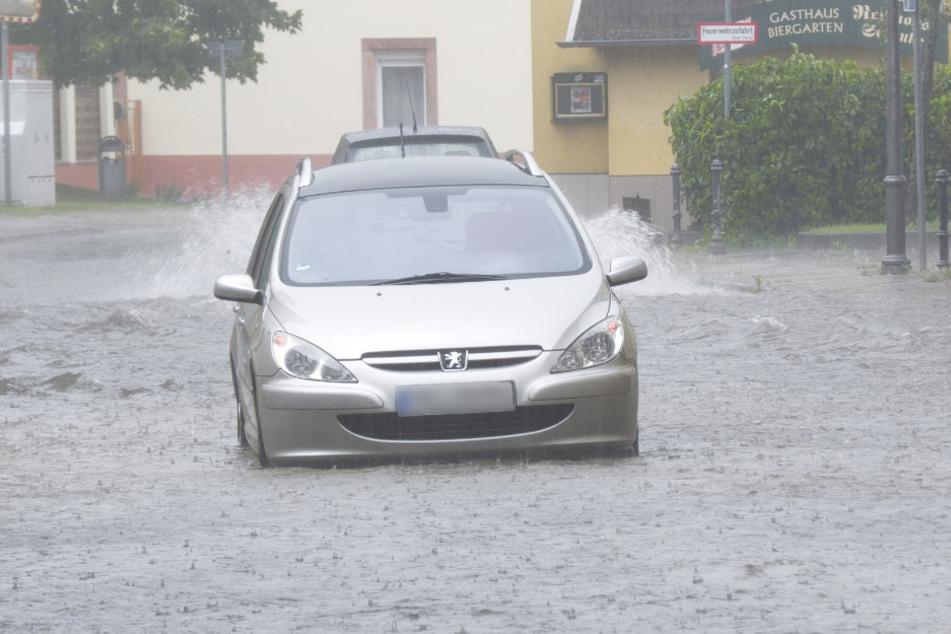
633;427;640;457
250;376;270;468
236;403;251;447
230;358;251;448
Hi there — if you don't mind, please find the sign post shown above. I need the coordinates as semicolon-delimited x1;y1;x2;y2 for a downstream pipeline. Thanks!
206;40;242;196
698;16;758;119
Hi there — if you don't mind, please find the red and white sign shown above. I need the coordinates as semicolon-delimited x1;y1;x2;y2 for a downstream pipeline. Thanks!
0;0;41;23
9;45;39;79
698;22;758;45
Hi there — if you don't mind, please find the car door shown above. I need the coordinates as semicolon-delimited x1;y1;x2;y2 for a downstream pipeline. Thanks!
232;189;288;426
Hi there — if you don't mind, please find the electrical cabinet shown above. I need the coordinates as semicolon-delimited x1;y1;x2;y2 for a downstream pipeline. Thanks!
0;79;55;207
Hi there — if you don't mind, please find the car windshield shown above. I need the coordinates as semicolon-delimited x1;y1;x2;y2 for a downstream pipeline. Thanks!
282;186;589;285
347;139;494;161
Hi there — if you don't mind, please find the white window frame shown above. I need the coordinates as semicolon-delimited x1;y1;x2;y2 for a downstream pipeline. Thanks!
361;38;437;131
375;50;427;128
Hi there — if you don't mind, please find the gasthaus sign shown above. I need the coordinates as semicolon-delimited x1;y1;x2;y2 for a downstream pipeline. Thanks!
699;0;948;70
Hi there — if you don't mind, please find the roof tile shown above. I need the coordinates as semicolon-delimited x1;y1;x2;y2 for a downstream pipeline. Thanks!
571;0;761;42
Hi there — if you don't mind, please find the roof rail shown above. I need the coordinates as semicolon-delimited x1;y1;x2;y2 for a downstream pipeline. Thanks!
503;149;544;177
296;157;314;188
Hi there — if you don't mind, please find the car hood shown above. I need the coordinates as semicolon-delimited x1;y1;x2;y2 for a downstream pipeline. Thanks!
267;272;612;359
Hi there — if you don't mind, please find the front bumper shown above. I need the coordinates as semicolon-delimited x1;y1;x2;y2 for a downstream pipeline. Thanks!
254;351;638;463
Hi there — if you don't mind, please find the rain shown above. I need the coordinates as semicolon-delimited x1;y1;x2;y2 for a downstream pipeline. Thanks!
2;198;950;632
3;0;951;631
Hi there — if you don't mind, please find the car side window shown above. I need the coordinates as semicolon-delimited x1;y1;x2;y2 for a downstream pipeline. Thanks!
248;192;286;288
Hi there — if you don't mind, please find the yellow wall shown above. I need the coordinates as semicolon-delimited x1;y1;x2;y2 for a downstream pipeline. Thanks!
531;0;707;177
531;0;607;174
603;47;707;176
531;3;950;180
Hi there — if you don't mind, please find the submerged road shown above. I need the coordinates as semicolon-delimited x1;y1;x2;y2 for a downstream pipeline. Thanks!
1;203;950;633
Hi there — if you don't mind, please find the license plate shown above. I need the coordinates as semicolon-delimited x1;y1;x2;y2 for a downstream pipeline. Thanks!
396;382;515;417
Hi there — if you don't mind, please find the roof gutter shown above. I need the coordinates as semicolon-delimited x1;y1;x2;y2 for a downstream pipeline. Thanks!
557;38;696;48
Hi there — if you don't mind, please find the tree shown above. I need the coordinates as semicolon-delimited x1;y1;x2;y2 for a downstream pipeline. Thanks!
14;0;303;89
665;54;913;245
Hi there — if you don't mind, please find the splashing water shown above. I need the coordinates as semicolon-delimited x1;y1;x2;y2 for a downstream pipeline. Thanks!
143;198;708;299
143;189;273;298
582;207;707;295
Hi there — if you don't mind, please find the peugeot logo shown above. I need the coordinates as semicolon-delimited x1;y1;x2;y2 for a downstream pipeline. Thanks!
439;350;468;371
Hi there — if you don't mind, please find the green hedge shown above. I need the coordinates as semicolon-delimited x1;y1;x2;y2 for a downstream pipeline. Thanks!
664;54;951;246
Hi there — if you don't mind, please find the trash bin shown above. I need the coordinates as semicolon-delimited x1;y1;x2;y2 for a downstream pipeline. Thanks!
98;136;126;197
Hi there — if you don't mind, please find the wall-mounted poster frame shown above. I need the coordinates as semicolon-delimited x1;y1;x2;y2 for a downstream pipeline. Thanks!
551;72;607;122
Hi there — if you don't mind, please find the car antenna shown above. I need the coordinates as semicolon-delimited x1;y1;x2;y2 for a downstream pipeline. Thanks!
404;83;418;133
399;123;405;158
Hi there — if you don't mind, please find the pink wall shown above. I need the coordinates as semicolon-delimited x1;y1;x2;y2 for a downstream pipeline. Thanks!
55;163;99;190
56;154;333;199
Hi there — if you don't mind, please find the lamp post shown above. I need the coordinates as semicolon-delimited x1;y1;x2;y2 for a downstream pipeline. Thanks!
882;0;910;273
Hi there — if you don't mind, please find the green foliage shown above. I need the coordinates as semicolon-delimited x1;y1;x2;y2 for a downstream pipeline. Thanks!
15;0;303;89
154;182;183;202
930;65;951;174
665;54;951;246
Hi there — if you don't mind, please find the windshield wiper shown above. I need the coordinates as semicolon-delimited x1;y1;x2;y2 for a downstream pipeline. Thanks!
372;271;508;286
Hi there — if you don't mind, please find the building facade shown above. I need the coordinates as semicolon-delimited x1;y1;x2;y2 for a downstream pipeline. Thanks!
50;0;949;231
532;0;950;229
54;0;533;198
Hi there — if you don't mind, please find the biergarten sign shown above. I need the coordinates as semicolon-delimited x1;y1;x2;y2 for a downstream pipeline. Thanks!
699;0;948;70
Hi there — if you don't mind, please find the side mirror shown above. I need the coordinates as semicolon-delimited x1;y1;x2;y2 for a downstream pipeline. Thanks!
606;256;648;287
214;274;263;304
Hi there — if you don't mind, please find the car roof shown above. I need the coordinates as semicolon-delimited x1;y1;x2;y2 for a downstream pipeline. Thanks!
300;156;548;197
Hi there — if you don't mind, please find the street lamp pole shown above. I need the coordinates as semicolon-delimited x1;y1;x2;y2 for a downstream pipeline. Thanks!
909;0;926;270
883;0;910;273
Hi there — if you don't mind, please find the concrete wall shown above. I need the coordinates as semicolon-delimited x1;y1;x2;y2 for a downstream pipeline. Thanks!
552;173;680;231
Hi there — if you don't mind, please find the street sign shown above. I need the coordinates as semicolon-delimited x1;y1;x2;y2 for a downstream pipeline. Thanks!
903;0;917;12
206;40;243;59
698;22;758;45
0;0;40;23
206;40;243;196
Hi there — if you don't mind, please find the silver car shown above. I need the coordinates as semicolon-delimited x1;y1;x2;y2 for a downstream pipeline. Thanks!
330;125;498;163
214;151;648;466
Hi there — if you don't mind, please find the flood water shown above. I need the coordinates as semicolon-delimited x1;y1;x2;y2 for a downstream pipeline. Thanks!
2;199;950;633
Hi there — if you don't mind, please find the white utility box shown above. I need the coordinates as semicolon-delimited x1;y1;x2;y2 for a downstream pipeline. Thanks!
0;79;56;207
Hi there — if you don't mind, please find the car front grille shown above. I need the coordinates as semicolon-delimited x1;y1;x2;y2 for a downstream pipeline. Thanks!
337;404;573;441
362;346;543;372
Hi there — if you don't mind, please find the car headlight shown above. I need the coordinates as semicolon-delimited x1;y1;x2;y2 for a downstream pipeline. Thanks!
551;316;624;373
272;332;357;382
